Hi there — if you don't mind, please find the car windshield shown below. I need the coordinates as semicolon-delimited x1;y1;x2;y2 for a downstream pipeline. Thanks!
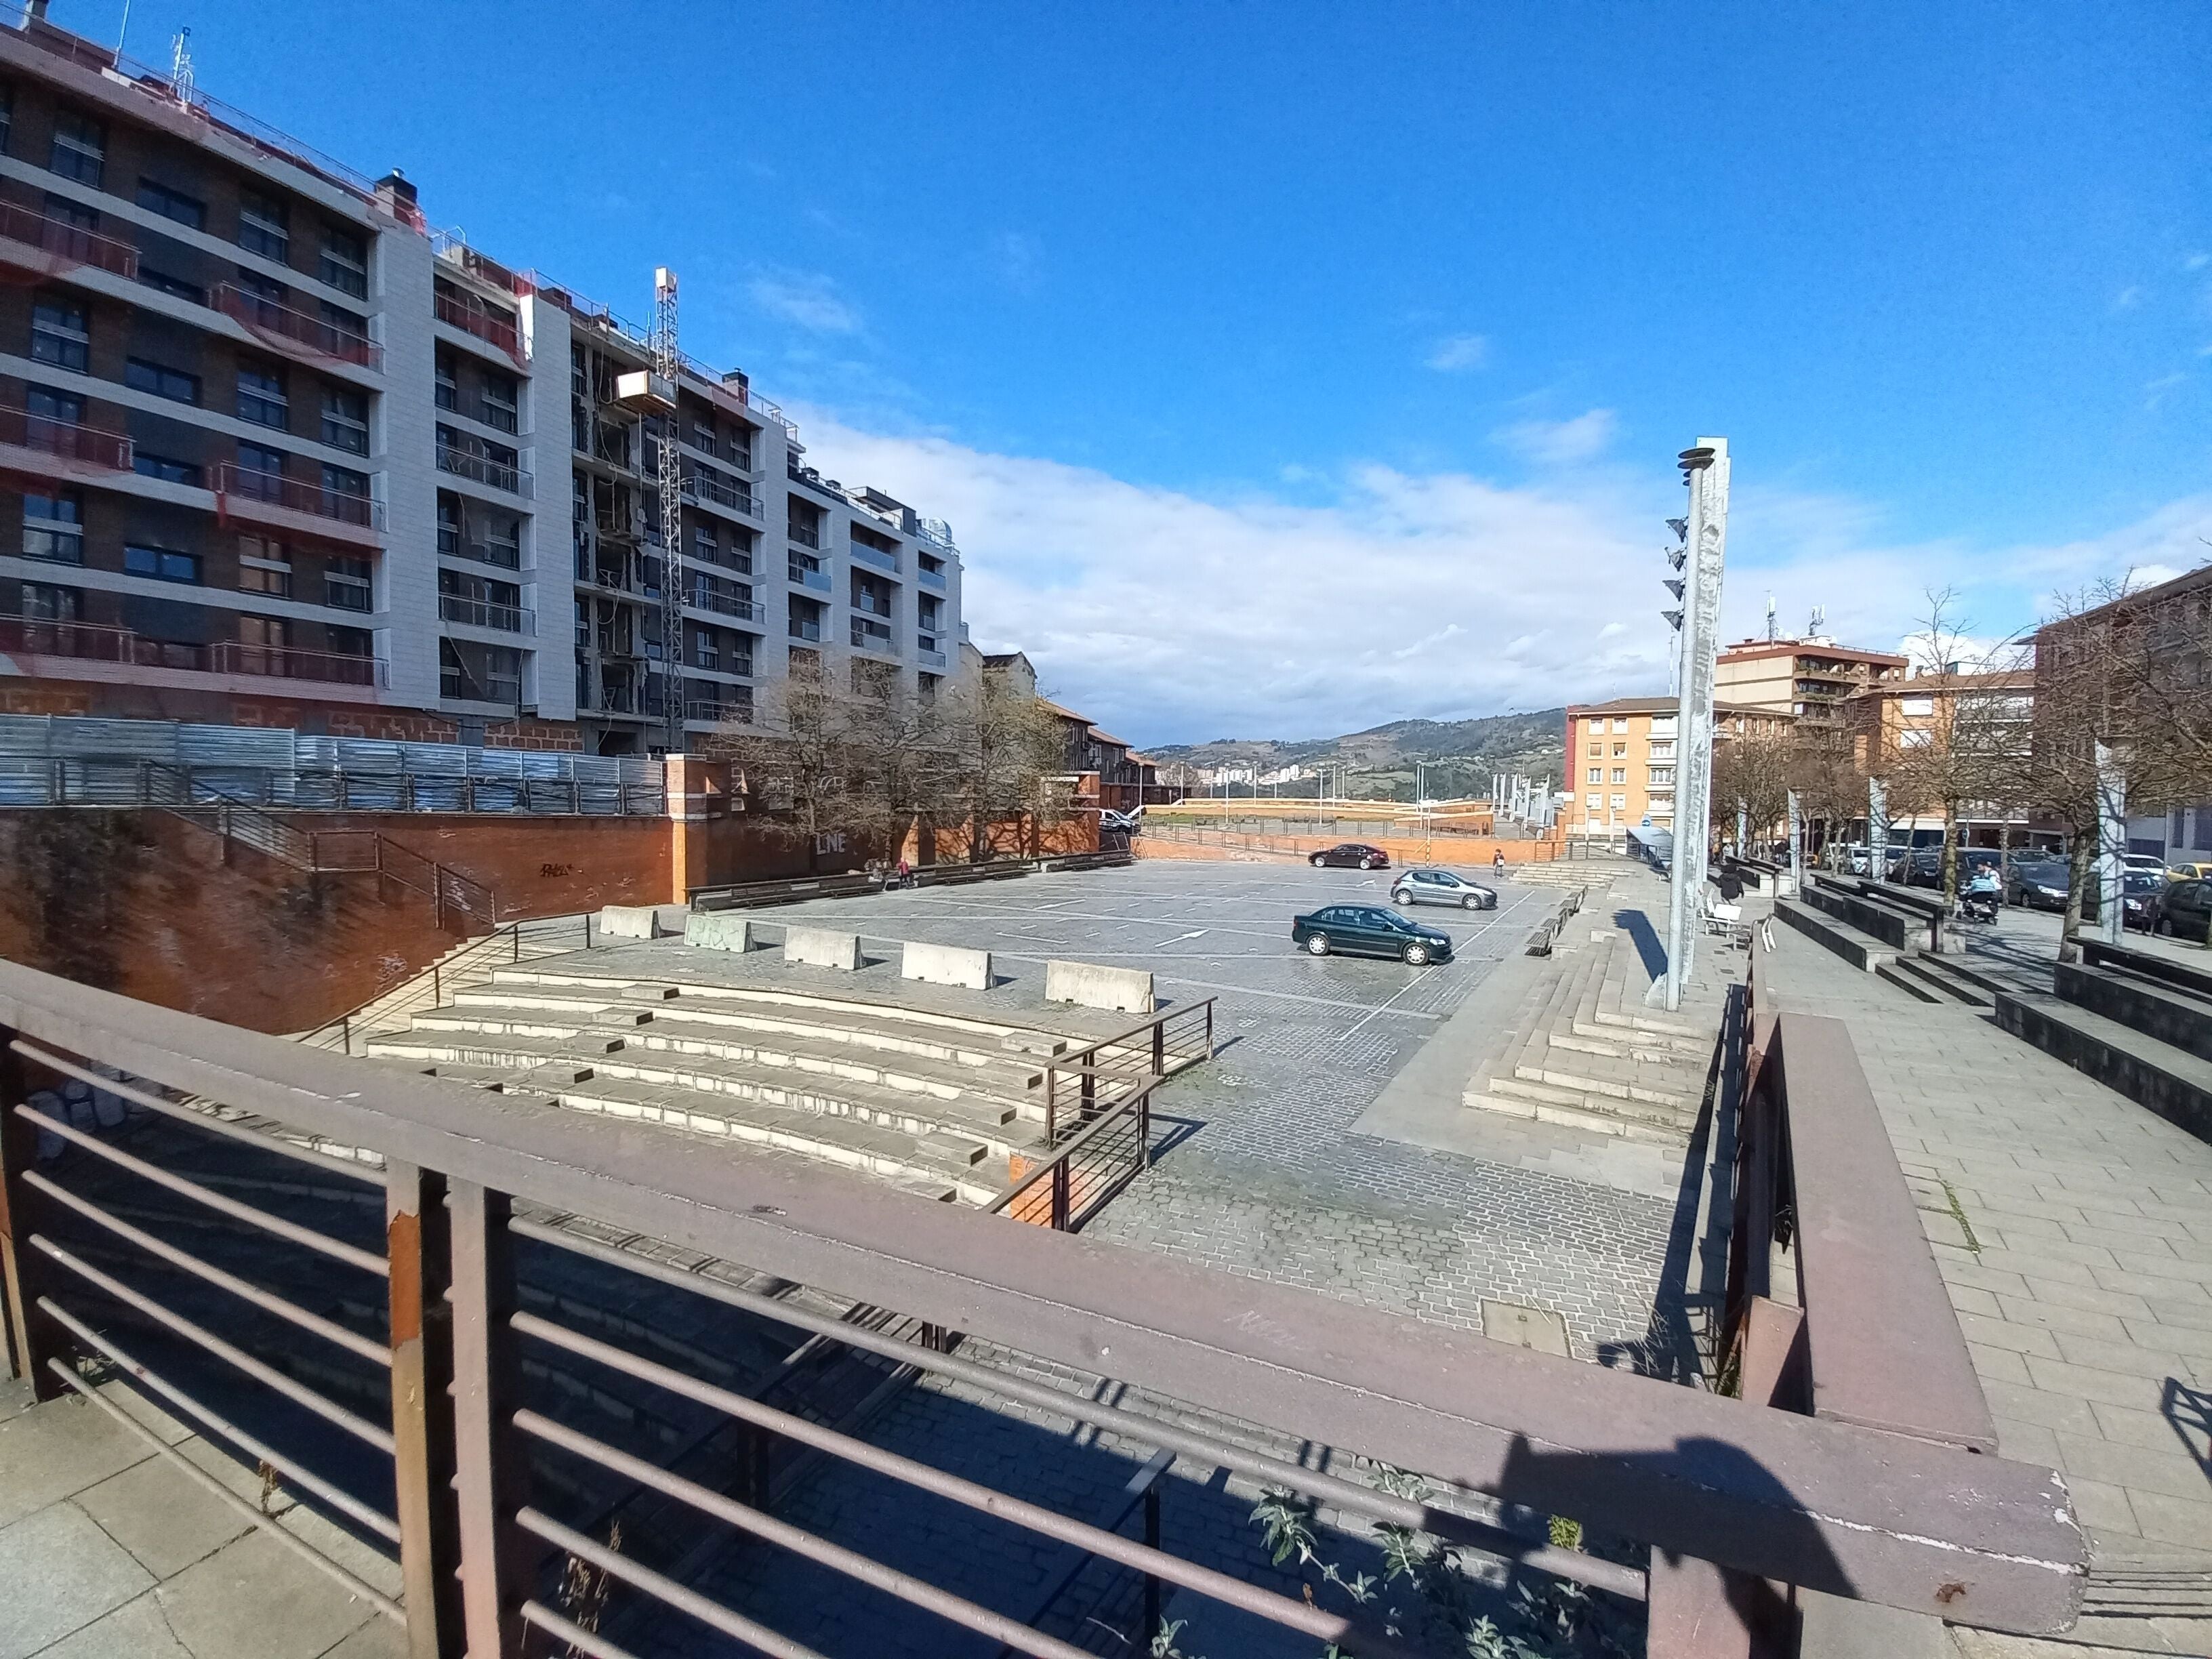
2125;872;2165;892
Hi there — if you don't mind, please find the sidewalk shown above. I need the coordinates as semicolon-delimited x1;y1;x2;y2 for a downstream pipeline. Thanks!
1758;923;2212;1656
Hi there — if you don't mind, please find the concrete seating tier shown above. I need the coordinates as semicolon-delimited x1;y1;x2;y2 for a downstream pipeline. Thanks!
360;971;1139;1206
1460;931;1717;1145
1994;982;2212;1147
1800;875;1941;952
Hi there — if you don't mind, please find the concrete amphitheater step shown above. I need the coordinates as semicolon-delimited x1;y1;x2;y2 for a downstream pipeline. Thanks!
399;1005;1050;1124
1461;1087;1692;1145
448;987;1046;1088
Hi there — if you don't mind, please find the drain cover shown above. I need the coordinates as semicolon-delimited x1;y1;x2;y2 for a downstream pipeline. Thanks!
1481;1300;1572;1358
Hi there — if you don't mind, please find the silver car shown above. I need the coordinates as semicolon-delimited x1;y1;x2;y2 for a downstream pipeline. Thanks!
1389;867;1496;911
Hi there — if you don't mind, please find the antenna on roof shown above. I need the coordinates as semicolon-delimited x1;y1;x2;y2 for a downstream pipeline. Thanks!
1808;604;1826;637
168;28;194;105
1765;592;1777;642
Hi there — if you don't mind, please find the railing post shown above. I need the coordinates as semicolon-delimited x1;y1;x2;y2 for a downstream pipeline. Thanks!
1139;1086;1152;1172
1151;1017;1165;1076
449;1181;529;1658
0;1029;63;1396
1143;1484;1162;1645
386;1162;463;1658
1051;1159;1070;1231
434;961;443;1007
1044;1067;1057;1145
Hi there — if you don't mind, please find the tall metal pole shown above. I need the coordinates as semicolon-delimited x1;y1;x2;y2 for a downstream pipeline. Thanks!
1661;437;1729;1012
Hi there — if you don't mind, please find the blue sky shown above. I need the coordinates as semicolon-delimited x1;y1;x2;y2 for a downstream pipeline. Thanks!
62;1;2212;743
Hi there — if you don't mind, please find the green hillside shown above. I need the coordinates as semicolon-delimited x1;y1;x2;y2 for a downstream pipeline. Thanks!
1148;709;1566;803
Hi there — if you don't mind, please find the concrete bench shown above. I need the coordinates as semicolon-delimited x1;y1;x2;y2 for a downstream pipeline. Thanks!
1045;959;1155;1015
785;926;864;970
901;941;991;991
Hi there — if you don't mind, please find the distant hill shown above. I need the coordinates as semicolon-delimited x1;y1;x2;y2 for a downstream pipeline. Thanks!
1148;709;1566;802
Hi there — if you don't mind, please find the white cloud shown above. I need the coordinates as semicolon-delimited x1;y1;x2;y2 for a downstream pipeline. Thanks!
748;271;860;334
1425;333;1490;373
792;411;2212;746
1494;409;1618;467
2116;285;2146;310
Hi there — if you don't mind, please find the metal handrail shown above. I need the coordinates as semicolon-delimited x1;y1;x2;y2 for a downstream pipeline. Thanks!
0;197;139;276
435;445;531;497
213;283;381;370
434;287;520;358
0;404;132;468
215;462;382;529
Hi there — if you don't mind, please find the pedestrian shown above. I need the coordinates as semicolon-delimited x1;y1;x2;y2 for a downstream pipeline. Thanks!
896;855;913;890
1492;848;1506;877
1719;867;1744;903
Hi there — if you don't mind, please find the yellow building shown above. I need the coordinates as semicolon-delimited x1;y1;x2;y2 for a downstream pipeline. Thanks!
1562;697;1786;843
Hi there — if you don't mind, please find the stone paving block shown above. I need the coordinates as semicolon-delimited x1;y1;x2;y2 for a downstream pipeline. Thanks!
153;1530;382;1659
2024;1354;2180;1412
1975;1246;2103;1288
2089;1397;2212;1458
1954;1311;2064;1359
2024;1277;2156;1322
1947;1284;2003;1318
2055;1433;2212;1502
1977;1378;2100;1437
1990;1294;2131;1343
0;1399;153;1530
2051;1330;2207;1381
2058;1475;2140;1537
0;1500;156;1659
72;1452;254;1578
2123;1318;2212;1359
316;1620;409;1659
1990;1414;2064;1469
30;1592;193;1659
2121;1486;2212;1553
1966;1342;2034;1387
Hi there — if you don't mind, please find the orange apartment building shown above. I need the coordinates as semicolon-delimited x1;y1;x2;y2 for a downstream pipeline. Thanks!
1562;695;1785;843
1713;636;1908;725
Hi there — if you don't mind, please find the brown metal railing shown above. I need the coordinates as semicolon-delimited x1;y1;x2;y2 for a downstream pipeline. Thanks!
215;462;382;531
0;960;2088;1659
298;913;601;1055
0;198;139;278
434;288;523;361
0;403;133;470
1040;998;1213;1143
213;283;382;370
991;1076;1157;1233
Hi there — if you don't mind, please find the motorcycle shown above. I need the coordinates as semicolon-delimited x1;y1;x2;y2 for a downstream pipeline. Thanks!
1958;888;2000;924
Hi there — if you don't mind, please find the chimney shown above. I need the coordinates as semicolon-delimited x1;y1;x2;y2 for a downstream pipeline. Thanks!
25;0;48;18
374;169;417;213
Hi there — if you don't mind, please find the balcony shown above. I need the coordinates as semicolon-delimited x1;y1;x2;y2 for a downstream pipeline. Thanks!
850;617;895;654
917;646;947;670
851;541;900;576
434;289;523;361
788;616;823;642
684;587;763;623
440;670;524;704
441;534;521;571
0;617;388;686
0;404;133;474
787;562;831;595
787;521;821;550
918;565;947;593
682;470;758;518
437;445;532;499
213;284;382;371
684;699;753;725
0;199;138;281
215;463;382;535
438;594;533;634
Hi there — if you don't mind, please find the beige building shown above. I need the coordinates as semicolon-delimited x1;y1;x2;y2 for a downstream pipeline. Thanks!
1562;696;1784;842
1714;637;1907;727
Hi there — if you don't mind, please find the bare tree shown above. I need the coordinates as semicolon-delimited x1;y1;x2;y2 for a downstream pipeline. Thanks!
711;663;866;853
1710;726;1795;859
939;671;1078;862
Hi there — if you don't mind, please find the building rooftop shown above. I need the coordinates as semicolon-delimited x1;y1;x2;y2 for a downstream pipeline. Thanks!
1567;695;1782;718
1717;638;1909;667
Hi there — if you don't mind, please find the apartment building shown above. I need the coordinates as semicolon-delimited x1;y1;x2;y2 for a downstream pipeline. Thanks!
1713;636;1907;726
0;7;963;754
1562;695;1782;842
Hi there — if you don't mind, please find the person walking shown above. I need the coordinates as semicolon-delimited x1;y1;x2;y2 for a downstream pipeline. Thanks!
1492;848;1506;878
895;855;913;890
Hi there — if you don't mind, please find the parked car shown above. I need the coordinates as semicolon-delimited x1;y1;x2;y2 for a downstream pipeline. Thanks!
1311;842;1390;870
2123;854;2171;876
2158;879;2212;941
2167;861;2212;883
1291;904;1452;964
2006;859;2072;911
1390;868;1496;910
2083;869;2169;930
1891;846;2007;889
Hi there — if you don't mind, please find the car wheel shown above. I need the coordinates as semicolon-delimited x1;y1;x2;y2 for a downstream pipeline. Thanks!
1403;942;1430;966
1391;892;1409;906
1310;854;1324;867
1360;857;1374;869
1305;933;1330;956
1462;895;1478;909
2156;918;2173;937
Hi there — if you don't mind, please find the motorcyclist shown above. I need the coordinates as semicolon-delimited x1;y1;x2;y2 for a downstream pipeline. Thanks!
1961;863;2002;919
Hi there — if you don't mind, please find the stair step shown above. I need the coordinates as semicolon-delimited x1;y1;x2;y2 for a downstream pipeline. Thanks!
1515;1059;1692;1108
1896;956;1993;1007
1875;962;1945;1004
1463;1089;1690;1145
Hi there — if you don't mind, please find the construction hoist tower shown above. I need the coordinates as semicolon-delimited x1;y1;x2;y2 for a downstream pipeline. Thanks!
613;267;686;752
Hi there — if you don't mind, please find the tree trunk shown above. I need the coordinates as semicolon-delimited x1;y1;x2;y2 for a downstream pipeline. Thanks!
1940;802;1959;912
2060;821;2094;964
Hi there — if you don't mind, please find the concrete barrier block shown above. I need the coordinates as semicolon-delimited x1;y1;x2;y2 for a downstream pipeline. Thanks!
785;926;864;970
1045;958;1155;1014
684;912;754;954
901;940;992;991
598;905;668;939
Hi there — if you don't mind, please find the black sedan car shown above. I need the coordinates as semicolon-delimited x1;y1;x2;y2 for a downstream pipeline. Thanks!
1391;867;1497;910
2081;869;2169;930
2007;859;2072;911
1292;904;1452;965
2158;880;2212;942
1310;842;1390;870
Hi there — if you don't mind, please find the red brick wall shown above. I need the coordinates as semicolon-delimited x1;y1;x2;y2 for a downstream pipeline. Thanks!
0;808;455;1032
0;676;582;749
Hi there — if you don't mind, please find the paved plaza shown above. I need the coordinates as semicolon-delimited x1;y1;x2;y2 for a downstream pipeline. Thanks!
760;856;1698;1366
1757;918;2212;1656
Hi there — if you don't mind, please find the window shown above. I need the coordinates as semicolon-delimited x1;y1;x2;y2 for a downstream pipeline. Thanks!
136;179;206;231
25;385;81;425
1611;768;1627;785
22;492;82;563
319;300;369;352
1611;794;1627;810
436;493;462;556
49;110;104;185
239;190;289;262
434;348;457;411
328;625;372;658
238;535;292;596
125;357;201;405
484;515;520;569
1648;741;1675;760
324;554;372;611
125;544;201;584
237;613;289;651
236;267;286;304
237;440;286;481
20;582;79;621
691;625;720;670
237;363;288;428
43;191;98;231
1585;793;1600;808
319;225;367;297
481;371;518;433
134;453;203;487
1648;767;1675;787
1612;742;1626;758
1586;767;1601;785
1649;715;1677;737
0;85;12;156
1612;718;1629;733
137;267;207;305
321;386;368;454
30;295;87;371
323;462;368;503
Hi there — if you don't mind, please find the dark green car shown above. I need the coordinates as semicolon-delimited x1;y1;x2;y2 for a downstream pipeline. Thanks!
1291;904;1454;965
